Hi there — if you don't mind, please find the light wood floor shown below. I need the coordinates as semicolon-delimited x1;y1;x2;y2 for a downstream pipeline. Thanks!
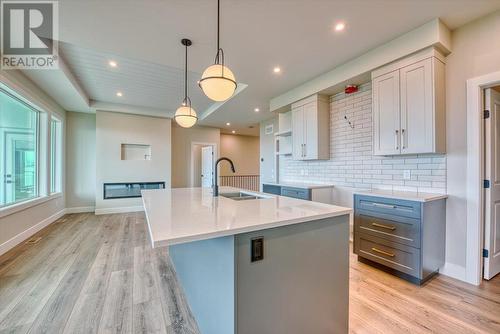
0;213;499;334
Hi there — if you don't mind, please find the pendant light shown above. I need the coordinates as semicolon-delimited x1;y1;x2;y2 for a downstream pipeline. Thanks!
199;0;237;102
175;39;198;128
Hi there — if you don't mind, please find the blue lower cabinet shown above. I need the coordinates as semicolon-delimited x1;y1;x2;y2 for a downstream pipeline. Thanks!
354;194;446;285
262;184;312;201
280;186;311;200
262;184;281;195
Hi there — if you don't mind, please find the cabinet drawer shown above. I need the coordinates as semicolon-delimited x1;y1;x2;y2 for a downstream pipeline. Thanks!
281;187;311;200
356;233;420;278
262;184;281;195
355;213;420;248
355;195;421;219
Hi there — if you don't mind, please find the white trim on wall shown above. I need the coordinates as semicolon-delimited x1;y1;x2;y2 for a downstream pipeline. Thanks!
0;208;66;256
65;206;95;214
465;70;500;285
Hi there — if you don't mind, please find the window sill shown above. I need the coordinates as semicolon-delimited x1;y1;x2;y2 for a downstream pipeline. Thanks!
0;193;63;219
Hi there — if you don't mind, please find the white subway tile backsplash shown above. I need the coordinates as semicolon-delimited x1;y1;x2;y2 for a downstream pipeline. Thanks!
279;82;446;193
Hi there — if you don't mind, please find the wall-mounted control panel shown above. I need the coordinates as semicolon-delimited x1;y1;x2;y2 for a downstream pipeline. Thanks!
251;237;264;262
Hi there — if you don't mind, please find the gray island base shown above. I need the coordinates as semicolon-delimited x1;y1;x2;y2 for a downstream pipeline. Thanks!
169;215;349;334
142;187;352;334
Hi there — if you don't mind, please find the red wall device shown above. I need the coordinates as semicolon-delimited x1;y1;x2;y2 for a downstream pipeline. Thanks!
345;85;358;94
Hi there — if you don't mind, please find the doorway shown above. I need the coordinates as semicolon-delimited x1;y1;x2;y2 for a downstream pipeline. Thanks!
191;142;217;188
483;86;500;280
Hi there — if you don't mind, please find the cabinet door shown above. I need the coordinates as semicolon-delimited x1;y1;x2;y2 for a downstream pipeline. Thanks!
373;70;401;155
303;101;318;159
400;58;433;154
292;107;304;160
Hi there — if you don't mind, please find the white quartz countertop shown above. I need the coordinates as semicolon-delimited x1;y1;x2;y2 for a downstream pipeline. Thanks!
354;189;448;202
262;181;334;189
142;187;352;247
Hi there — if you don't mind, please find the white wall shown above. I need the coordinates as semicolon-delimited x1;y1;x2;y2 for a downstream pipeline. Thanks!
220;134;260;176
171;124;220;188
95;111;171;214
260;117;278;184
0;70;67;255
444;10;500;273
65;112;96;210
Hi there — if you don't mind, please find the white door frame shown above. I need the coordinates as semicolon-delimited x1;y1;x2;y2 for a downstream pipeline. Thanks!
466;70;500;285
190;142;218;188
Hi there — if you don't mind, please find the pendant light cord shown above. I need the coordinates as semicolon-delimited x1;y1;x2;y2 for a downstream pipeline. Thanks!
217;0;220;51
214;0;225;73
184;41;188;103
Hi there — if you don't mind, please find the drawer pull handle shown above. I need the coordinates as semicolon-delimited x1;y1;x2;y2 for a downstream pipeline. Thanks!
371;247;395;257
372;203;397;209
371;222;396;231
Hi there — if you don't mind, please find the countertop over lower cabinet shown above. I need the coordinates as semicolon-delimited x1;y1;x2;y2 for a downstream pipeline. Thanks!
353;189;447;202
262;181;335;189
262;182;334;204
353;192;447;285
142;186;351;247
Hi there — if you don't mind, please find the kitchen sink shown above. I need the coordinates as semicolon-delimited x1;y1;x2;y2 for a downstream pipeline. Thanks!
220;192;267;201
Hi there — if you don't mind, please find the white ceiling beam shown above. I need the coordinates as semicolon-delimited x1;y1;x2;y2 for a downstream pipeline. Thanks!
90;100;174;118
270;18;451;111
57;51;90;107
198;83;248;121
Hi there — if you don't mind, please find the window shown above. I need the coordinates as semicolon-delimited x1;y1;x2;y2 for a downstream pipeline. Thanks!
0;89;39;208
50;117;62;193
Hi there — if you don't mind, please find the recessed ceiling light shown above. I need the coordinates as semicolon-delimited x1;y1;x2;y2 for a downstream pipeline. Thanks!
116;91;123;97
226;122;231;126
334;22;345;32
254;108;260;112
273;67;281;74
231;130;236;134
108;60;118;67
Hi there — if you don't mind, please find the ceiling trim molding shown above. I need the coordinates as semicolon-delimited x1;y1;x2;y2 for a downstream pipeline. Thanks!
90;100;174;118
198;83;248;120
270;18;452;111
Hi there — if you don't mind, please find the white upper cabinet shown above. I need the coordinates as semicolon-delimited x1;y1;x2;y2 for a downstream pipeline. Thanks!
373;70;401;155
372;48;446;156
292;106;305;159
291;95;330;160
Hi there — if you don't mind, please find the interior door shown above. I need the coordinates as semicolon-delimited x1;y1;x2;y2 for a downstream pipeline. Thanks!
373;70;401;155
303;101;318;160
292;106;304;160
400;58;433;154
484;88;500;280
201;146;214;188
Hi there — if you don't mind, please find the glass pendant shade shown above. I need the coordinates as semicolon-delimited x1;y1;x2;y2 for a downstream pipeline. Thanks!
199;0;237;102
175;38;197;128
175;105;197;128
199;64;236;101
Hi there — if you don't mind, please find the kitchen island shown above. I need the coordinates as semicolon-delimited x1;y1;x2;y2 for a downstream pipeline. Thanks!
142;187;352;334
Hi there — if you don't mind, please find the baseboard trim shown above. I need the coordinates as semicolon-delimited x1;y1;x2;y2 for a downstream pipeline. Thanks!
94;205;144;215
440;262;467;282
0;208;66;256
65;206;95;214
